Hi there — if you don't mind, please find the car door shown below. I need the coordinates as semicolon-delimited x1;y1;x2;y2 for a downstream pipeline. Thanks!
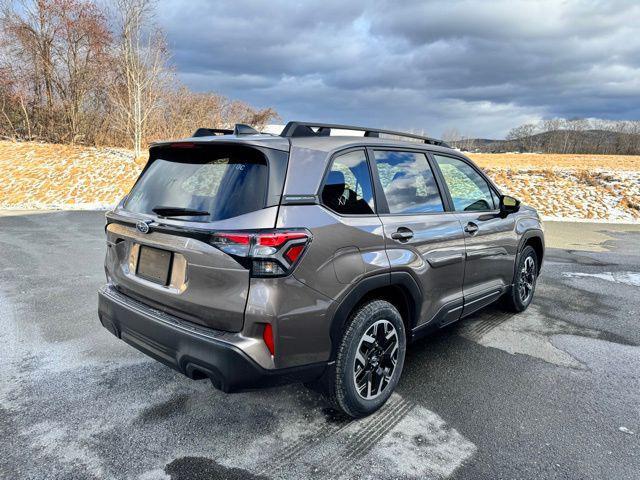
288;148;390;302
432;154;518;316
369;148;466;330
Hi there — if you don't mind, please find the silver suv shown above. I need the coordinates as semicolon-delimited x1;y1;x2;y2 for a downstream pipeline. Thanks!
98;121;544;417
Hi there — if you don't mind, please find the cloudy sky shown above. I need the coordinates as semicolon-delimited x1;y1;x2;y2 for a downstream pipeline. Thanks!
157;0;640;139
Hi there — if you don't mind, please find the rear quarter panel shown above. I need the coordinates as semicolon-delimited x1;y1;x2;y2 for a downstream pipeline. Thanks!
276;205;390;300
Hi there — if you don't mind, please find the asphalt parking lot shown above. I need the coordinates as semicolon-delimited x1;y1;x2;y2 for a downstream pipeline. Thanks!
1;211;639;480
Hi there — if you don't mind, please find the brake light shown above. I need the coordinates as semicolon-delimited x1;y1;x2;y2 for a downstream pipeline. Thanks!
209;229;310;277
210;233;252;257
218;233;251;244
258;232;308;247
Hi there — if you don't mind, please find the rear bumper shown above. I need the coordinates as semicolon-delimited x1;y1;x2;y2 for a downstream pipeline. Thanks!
98;285;326;392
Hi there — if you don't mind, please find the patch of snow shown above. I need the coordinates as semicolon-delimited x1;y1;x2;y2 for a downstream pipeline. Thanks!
359;404;477;479
562;271;640;287
459;305;604;368
541;216;640;225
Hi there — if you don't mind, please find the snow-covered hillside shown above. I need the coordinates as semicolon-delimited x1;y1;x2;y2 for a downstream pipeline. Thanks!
1;142;638;222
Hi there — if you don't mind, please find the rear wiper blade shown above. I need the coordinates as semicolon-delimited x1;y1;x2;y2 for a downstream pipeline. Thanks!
152;206;210;217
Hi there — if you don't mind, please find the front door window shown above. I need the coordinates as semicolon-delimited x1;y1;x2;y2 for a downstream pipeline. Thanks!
433;155;495;211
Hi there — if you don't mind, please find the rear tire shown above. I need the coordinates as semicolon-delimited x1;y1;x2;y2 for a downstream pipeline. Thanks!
502;245;538;312
318;300;406;418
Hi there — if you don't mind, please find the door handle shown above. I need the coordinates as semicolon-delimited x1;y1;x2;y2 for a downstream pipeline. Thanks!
464;222;479;235
391;227;414;242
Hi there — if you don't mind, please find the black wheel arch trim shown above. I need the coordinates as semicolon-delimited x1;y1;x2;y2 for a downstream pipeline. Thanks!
514;229;545;283
328;271;423;360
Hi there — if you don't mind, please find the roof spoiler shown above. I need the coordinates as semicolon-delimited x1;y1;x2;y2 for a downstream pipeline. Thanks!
280;121;449;147
192;124;260;137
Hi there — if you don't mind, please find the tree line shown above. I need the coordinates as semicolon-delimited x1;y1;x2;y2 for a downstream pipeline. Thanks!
445;118;640;155
0;0;278;156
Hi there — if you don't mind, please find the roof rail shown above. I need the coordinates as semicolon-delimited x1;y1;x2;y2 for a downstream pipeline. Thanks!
192;124;260;138
280;121;449;147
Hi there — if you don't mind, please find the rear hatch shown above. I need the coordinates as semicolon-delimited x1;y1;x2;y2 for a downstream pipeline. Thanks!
104;141;288;332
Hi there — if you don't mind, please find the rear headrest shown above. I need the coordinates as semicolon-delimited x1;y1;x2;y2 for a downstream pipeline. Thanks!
326;170;345;187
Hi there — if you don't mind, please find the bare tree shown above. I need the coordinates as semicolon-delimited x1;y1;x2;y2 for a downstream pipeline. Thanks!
52;0;110;142
223;99;278;130
0;0;279;148
442;127;480;151
442;127;461;144
146;87;278;141
506;123;537;151
565;117;589;153
148;87;227;140
109;0;167;157
0;0;111;142
1;0;60;135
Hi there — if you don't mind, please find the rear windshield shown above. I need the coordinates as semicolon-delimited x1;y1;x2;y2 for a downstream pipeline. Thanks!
124;145;268;222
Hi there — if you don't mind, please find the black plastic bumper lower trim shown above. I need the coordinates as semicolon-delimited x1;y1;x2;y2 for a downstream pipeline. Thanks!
98;285;326;392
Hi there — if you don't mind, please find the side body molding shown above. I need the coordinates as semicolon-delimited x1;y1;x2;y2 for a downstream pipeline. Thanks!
425;252;465;268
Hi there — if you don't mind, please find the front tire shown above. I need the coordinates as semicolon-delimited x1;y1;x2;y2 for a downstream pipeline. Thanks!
502;245;538;312
322;300;406;418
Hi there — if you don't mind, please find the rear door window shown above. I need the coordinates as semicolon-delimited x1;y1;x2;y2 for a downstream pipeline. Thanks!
321;150;375;215
124;145;268;221
373;150;444;214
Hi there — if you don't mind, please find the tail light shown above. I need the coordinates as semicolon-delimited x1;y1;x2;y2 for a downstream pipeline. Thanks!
210;230;311;277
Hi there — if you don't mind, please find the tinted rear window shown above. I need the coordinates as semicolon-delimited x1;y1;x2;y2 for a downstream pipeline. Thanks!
124;145;268;222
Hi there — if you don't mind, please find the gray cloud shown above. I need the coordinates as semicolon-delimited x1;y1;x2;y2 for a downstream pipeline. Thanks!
157;0;640;138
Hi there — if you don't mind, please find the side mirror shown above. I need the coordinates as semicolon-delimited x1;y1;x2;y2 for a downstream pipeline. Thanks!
499;194;520;217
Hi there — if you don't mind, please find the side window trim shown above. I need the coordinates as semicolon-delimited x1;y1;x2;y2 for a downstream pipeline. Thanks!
425;151;455;212
429;152;501;212
318;147;378;216
365;146;389;214
367;146;451;216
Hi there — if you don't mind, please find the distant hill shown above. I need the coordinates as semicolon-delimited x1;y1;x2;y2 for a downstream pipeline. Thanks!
450;129;640;155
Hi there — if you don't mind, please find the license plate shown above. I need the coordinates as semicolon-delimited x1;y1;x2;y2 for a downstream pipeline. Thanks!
136;246;172;285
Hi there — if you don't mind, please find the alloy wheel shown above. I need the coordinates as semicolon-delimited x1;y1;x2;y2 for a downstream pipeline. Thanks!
353;319;399;400
518;255;536;304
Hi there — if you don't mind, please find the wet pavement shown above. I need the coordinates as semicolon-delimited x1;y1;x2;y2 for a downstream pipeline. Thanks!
1;212;638;479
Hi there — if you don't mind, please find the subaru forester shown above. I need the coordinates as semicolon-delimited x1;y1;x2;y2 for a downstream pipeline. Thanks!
98;121;544;417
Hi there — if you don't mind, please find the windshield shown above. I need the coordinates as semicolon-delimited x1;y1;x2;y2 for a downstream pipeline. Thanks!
124;145;268;222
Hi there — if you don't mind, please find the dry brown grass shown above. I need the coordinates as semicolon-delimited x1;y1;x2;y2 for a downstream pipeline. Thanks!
0;142;639;221
620;196;640;212
468;153;640;171
0;141;139;208
574;170;601;187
